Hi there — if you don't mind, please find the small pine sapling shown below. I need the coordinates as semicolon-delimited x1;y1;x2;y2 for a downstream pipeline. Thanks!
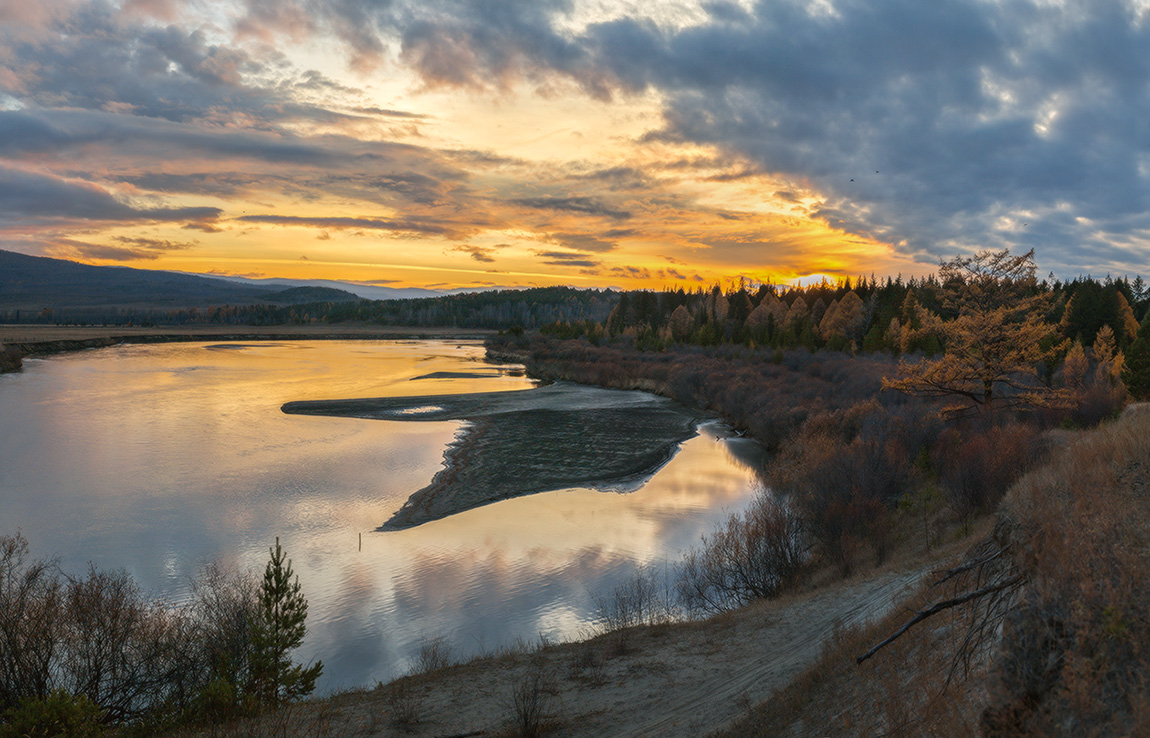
250;537;323;705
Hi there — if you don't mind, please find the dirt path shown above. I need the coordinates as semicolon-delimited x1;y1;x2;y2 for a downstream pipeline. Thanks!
296;563;930;738
560;567;926;738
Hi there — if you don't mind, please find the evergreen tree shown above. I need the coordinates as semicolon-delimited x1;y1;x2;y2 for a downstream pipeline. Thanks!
1122;319;1150;400
250;538;323;705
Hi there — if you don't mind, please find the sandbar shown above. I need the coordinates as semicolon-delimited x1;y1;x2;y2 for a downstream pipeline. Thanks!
282;382;705;529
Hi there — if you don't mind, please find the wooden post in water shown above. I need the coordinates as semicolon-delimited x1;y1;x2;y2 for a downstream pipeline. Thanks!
359;532;362;552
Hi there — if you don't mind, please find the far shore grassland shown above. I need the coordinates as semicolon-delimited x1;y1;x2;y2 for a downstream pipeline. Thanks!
0;323;496;373
0;322;494;349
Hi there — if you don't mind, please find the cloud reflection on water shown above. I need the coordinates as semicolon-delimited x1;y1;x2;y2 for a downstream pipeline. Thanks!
0;341;763;689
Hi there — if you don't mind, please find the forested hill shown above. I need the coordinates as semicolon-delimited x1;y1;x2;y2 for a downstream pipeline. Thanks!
134;286;617;330
0;249;619;329
315;287;618;330
0;249;358;311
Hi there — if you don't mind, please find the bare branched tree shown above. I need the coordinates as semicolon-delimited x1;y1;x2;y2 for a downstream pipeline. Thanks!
677;494;806;614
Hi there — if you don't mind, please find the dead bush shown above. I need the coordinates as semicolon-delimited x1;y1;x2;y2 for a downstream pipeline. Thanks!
592;563;676;654
414;636;454;674
379;677;423;730
60;566;196;723
505;666;559;738
0;534;64;713
676;494;806;614
934;423;1042;524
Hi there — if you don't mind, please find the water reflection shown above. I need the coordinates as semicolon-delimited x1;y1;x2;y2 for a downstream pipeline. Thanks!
0;340;763;689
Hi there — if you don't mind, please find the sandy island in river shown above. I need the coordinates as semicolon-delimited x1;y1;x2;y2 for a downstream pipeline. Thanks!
281;382;708;530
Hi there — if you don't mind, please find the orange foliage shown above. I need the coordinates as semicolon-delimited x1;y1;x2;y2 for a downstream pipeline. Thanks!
885;249;1069;416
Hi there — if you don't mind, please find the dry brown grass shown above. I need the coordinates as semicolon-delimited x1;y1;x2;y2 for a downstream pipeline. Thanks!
982;412;1150;737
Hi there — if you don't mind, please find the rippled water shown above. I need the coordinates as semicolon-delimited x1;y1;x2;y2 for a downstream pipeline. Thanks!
0;340;764;689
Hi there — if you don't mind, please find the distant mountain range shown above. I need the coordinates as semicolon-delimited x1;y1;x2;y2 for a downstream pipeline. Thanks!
0;249;468;311
203;275;477;301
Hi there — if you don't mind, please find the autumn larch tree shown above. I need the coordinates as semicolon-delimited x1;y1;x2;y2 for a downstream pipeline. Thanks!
884;249;1067;416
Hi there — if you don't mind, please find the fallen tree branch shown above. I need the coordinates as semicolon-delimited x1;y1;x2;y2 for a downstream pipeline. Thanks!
856;575;1025;665
930;545;1009;587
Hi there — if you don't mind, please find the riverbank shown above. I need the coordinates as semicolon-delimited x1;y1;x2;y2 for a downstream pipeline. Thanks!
0;324;496;373
170;536;969;738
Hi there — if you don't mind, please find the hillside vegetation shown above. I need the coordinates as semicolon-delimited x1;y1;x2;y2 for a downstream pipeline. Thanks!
714;405;1150;738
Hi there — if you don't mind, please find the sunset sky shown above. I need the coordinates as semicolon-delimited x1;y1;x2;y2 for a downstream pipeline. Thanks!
1;0;1149;290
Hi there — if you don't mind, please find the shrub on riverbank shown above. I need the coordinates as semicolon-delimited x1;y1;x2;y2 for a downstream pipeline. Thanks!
0;345;20;373
499;335;900;450
0;535;320;735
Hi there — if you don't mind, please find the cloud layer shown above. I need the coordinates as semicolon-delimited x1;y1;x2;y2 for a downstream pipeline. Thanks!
371;0;1150;273
1;0;1147;284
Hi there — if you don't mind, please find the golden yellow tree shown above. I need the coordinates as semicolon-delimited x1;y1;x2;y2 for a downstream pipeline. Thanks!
1062;340;1089;392
1091;324;1125;387
884;249;1067;415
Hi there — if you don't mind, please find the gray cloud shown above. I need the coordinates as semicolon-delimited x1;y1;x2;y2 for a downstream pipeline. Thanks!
341;0;1150;275
48;236;195;262
610;264;651;279
236;214;458;237
351;106;428;119
183;222;225;233
0;108;364;167
534;249;602;268
112;235;196;251
0;165;221;225
48;239;169;262
451;244;501;262
0;104;477;232
511;196;632;220
397;0;589;89
2;4;265;123
551;232;617;252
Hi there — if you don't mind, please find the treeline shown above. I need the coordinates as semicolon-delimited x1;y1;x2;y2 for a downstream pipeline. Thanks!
0;286;619;332
317;286;617;329
575;273;1147;354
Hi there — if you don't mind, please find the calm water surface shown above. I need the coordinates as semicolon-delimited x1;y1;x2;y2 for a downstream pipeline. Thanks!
0;340;763;689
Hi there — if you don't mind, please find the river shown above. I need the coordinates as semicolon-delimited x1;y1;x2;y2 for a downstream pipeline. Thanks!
0;339;763;690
